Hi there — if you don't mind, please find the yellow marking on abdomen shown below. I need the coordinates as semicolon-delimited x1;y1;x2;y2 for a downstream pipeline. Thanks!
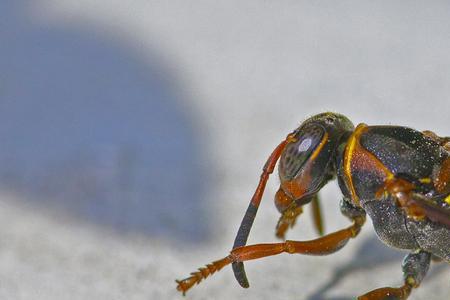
445;194;450;205
419;178;432;184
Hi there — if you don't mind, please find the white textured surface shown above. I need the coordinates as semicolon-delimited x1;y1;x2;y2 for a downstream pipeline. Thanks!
1;1;449;299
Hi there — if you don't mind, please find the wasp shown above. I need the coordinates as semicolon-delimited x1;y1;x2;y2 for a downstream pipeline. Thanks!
176;112;450;299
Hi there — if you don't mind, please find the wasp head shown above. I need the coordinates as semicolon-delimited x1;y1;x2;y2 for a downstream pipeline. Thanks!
276;112;354;211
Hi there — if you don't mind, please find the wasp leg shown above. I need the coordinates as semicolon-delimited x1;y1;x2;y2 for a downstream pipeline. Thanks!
311;194;324;236
176;215;365;295
431;254;443;262
378;177;450;228
377;178;427;221
358;250;431;300
340;197;366;220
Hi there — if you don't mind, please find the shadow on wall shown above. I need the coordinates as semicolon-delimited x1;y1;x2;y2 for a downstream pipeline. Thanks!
0;2;210;242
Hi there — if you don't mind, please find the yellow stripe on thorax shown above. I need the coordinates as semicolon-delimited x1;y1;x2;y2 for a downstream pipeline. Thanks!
343;123;368;206
343;124;398;206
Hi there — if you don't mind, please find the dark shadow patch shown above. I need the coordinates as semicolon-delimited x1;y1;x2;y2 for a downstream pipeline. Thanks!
307;235;448;300
307;236;403;300
0;1;211;242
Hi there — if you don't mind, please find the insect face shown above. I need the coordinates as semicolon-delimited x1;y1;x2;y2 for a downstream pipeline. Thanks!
277;113;354;208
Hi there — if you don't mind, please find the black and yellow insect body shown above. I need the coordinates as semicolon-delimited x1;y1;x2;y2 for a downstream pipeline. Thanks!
176;112;450;300
339;124;450;262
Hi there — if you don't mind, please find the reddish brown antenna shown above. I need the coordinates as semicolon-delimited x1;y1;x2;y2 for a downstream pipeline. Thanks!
232;134;295;288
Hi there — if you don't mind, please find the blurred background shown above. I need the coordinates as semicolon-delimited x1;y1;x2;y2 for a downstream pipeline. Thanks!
0;1;449;299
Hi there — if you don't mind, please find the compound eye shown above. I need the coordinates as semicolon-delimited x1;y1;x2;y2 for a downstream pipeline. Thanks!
279;124;325;180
